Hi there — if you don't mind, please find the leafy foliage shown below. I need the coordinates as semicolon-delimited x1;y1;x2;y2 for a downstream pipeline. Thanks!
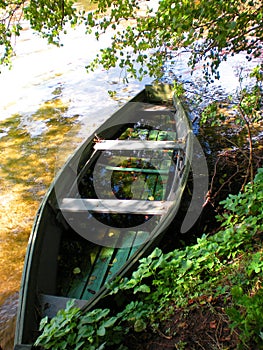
36;168;263;349
201;65;263;127
0;0;80;67
1;0;263;80
35;300;122;350
87;0;263;81
200;65;262;185
23;0;80;45
228;286;263;348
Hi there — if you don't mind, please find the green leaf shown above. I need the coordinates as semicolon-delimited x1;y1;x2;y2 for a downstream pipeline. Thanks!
181;259;193;271
97;326;106;337
231;286;243;299
134;284;151;294
149;247;163;259
134;319;147;332
103;316;118;328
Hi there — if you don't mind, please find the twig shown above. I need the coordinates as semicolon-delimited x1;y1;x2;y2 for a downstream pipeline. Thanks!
154;327;173;340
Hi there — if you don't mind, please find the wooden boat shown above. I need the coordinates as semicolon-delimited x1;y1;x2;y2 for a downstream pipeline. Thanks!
14;83;193;349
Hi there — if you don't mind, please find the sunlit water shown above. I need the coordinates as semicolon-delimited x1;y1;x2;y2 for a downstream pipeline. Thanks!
0;5;261;348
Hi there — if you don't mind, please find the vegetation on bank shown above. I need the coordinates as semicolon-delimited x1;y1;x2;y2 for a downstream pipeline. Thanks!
34;63;263;350
35;165;263;349
34;64;262;349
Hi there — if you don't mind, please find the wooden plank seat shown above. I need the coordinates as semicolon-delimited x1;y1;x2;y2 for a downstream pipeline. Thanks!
39;294;88;318
59;198;173;215
104;165;170;175
94;139;185;151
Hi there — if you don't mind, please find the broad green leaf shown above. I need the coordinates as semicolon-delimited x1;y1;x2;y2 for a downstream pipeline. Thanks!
134;284;151;294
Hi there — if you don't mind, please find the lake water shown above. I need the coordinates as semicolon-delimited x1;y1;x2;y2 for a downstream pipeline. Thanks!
0;3;260;348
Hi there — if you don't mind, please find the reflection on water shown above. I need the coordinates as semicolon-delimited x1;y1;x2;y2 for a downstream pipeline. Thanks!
0;293;18;350
0;97;81;301
0;95;83;349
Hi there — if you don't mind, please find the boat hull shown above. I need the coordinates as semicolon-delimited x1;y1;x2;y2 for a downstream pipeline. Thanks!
14;84;192;349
